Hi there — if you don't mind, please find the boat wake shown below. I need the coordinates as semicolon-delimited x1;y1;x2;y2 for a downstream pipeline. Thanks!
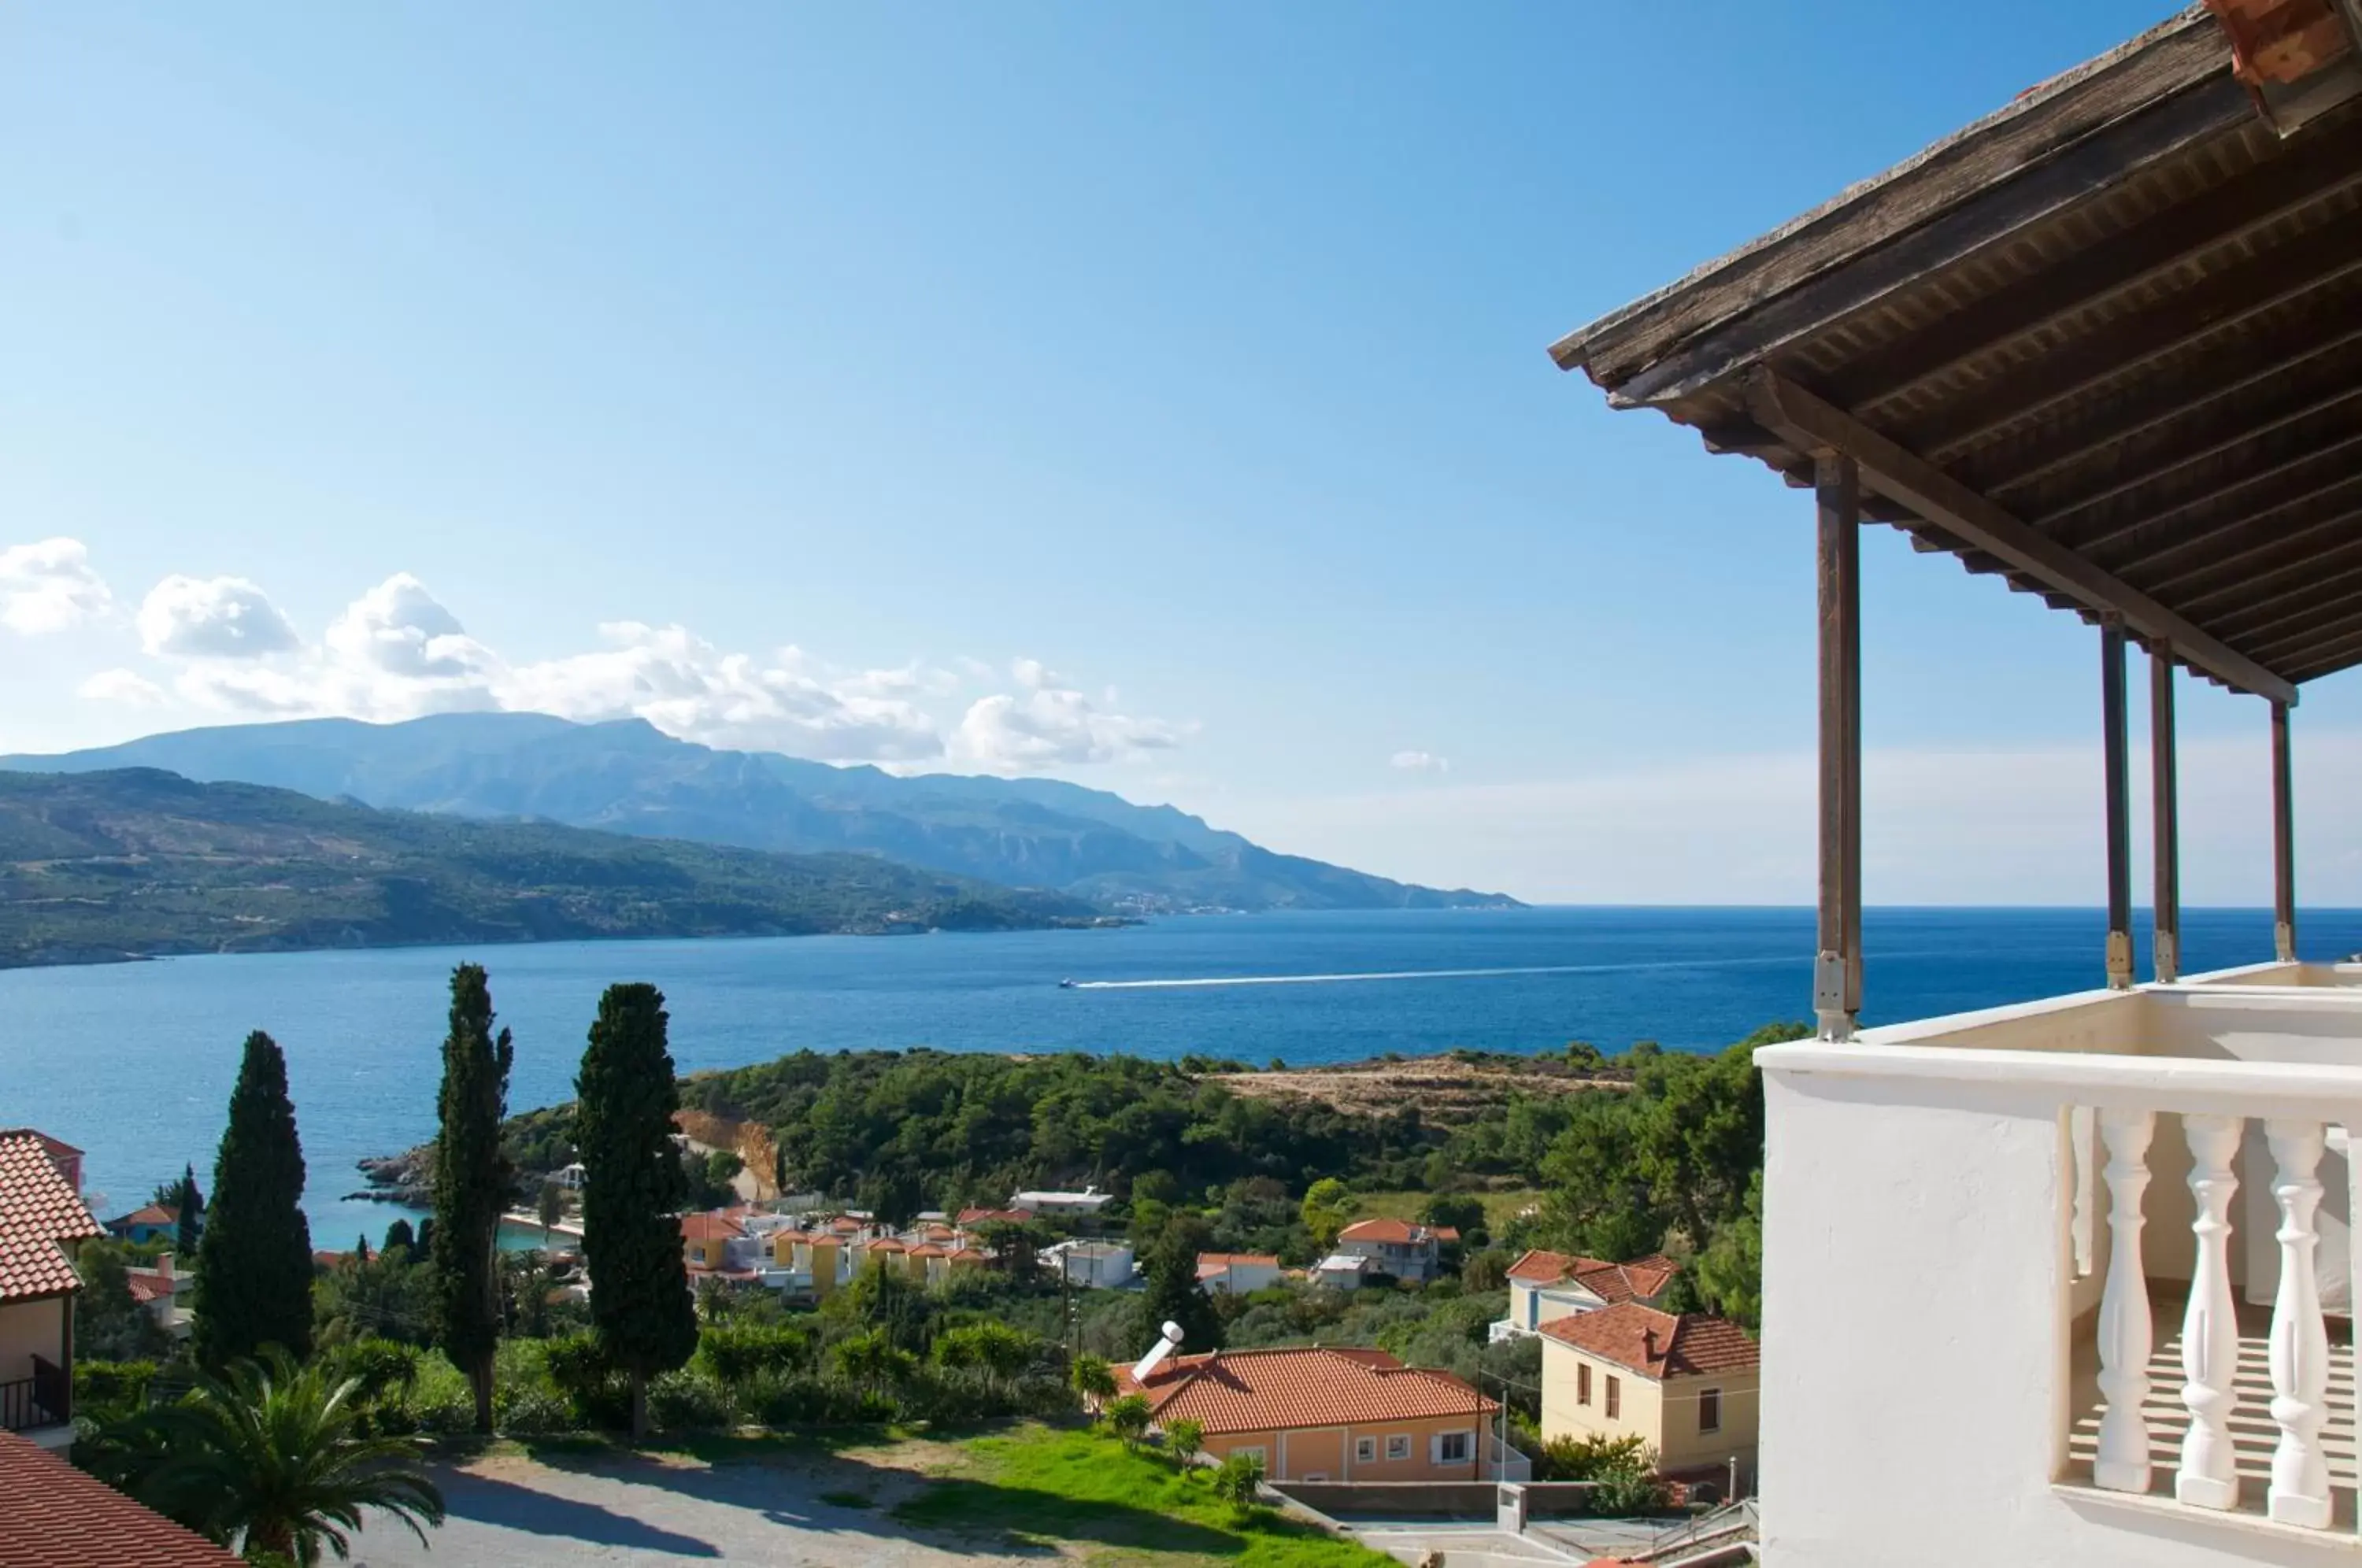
1067;954;1813;990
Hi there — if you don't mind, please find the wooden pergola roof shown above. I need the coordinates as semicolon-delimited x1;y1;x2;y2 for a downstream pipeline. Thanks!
1553;4;2362;708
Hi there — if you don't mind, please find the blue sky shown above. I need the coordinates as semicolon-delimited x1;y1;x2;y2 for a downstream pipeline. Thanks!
5;2;2357;906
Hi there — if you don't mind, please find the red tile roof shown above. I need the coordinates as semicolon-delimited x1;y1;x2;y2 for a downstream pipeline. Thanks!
0;1133;102;1305
1539;1303;1760;1380
956;1207;1035;1226
1114;1346;1495;1435
108;1204;180;1232
679;1213;746;1243
1196;1252;1279;1276
1508;1250;1680;1305
906;1243;948;1259
0;1430;242;1566
1336;1217;1454;1246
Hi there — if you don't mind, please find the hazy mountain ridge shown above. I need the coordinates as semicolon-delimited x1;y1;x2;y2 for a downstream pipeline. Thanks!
3;714;1519;912
0;767;1113;968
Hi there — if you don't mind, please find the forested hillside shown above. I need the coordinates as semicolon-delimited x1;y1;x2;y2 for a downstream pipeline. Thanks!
0;767;1111;967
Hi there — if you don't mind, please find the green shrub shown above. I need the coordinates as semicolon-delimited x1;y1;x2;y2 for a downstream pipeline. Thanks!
542;1331;631;1429
698;1323;812;1385
646;1370;735;1432
497;1388;578;1434
72;1359;157;1424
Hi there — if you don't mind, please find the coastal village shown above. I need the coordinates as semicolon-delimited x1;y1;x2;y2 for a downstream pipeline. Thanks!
10;4;2362;1568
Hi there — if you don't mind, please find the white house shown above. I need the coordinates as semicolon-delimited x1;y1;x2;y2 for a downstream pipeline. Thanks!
1196;1252;1281;1295
1312;1252;1375;1291
1333;1218;1457;1283
1552;6;2362;1562
1011;1186;1112;1219
1494;1250;1679;1342
1044;1239;1135;1289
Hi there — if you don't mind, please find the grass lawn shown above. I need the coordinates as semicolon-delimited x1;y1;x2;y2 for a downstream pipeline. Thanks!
893;1424;1394;1566
1353;1187;1543;1233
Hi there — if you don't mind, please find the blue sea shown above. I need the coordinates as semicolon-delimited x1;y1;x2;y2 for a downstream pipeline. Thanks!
6;905;2359;1243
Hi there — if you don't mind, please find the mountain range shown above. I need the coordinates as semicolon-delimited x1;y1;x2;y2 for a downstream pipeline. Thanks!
2;714;1516;913
0;767;1112;968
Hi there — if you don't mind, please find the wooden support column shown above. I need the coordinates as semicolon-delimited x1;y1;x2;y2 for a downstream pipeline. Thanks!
2273;700;2297;963
1816;453;1863;1040
2102;618;2134;989
2151;646;2180;984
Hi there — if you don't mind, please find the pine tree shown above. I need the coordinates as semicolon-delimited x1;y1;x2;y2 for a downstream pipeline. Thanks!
193;1031;315;1370
173;1163;204;1257
1131;1214;1223;1357
575;983;696;1439
429;963;515;1435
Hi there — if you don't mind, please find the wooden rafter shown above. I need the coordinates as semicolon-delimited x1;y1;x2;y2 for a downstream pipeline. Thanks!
1744;368;2300;704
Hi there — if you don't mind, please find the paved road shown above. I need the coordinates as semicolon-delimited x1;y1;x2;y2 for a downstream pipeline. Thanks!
350;1452;1023;1567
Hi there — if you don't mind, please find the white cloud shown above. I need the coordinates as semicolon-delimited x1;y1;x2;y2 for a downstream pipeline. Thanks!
76;668;165;705
953;668;1183;771
0;538;112;634
502;623;945;761
1390;749;1449;773
81;564;1181;771
138;575;300;659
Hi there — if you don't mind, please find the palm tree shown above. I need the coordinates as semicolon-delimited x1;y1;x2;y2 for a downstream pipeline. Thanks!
1070;1352;1116;1407
1103;1392;1151;1448
118;1349;445;1564
1164;1416;1204;1471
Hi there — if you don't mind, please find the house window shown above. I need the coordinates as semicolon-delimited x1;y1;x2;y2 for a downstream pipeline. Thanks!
1355;1436;1375;1464
1577;1363;1591;1406
1699;1387;1722;1434
1436;1430;1472;1464
1386;1434;1411;1461
1605;1376;1621;1419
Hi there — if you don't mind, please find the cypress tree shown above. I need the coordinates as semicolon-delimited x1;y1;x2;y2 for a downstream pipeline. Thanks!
173;1163;204;1257
193;1030;314;1369
431;963;514;1434
1131;1214;1223;1357
576;982;696;1439
383;1218;416;1259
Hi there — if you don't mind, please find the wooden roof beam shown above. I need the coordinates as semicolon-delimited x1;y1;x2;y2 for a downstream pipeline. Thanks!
2142;503;2362;598
2208;553;2362;636
1600;77;2253;407
1982;317;2362;497
2035;383;2362;535
2282;623;2362;681
1914;205;2362;461
1745;368;2299;704
1834;129;2362;415
2109;475;2362;585
2244;599;2362;662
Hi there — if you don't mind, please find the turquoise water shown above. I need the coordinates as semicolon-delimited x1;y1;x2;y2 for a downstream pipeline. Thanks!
5;905;2358;1241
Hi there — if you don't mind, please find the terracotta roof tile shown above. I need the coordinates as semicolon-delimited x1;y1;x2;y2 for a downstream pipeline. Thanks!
0;1133;101;1305
1507;1249;1679;1304
0;1430;242;1566
956;1207;1035;1226
1114;1346;1495;1435
108;1204;180;1231
679;1213;746;1243
1539;1303;1760;1380
1196;1252;1279;1270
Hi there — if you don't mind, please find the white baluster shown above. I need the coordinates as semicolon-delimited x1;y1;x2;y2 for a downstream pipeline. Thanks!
2176;1113;2242;1510
2071;1106;2097;1278
2265;1119;2333;1529
2095;1107;2156;1493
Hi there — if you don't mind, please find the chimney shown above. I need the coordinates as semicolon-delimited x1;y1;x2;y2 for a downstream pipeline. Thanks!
157;1253;174;1281
1643;1327;1659;1360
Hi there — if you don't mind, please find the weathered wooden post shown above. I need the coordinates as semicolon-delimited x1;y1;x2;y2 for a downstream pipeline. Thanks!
1815;452;1861;1041
2101;617;2133;989
2271;700;2296;965
2150;645;2179;984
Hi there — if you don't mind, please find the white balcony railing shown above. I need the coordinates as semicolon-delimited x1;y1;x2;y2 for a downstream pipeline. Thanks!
1752;966;2362;1568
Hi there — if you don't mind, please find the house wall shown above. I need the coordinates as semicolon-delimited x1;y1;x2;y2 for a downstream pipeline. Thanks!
1195;1413;1490;1482
1756;1024;2362;1568
0;1296;66;1382
1539;1337;1759;1475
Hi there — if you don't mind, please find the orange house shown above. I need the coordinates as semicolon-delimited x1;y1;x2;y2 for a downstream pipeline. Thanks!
1114;1346;1511;1482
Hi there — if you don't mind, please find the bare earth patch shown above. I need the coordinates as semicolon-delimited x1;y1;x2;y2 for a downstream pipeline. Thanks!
1210;1053;1623;1123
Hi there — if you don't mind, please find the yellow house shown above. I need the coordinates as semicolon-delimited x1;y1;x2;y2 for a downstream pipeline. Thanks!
1540;1303;1760;1488
1115;1345;1514;1482
679;1212;744;1273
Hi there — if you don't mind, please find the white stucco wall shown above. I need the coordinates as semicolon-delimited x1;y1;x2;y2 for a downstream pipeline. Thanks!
1757;1018;2362;1568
